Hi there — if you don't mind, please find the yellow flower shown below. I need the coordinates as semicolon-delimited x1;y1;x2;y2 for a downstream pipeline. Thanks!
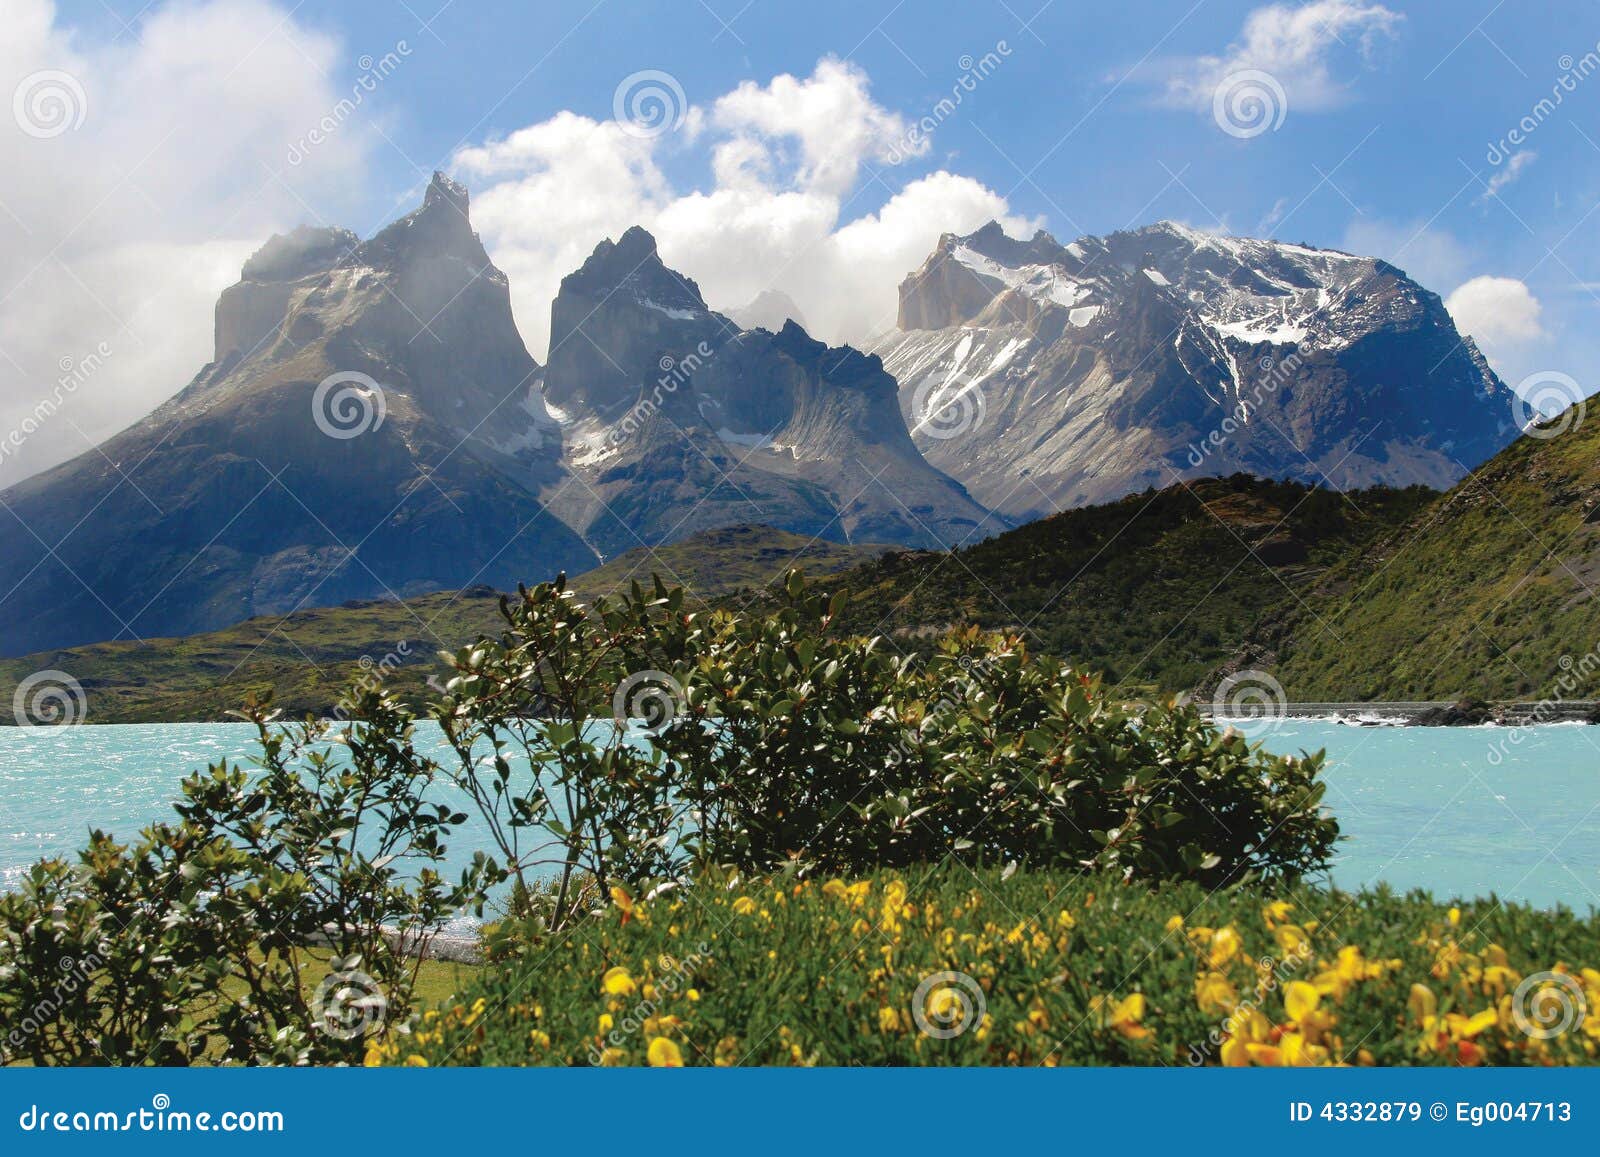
822;879;848;899
598;1047;626;1066
1284;980;1320;1023
732;896;757;916
878;1006;901;1033
601;967;636;996
686;988;700;1002
1057;909;1077;930
1094;992;1148;1040
1164;914;1185;933
403;1054;429;1067
1274;924;1309;955
598;1013;614;1034
1209;925;1241;967
1408;982;1438;1024
1221;1037;1249;1067
1195;971;1238;1013
529;1029;551;1049
647;1037;684;1067
610;884;634;915
1245;1043;1284;1066
1448;906;1461;927
1263;900;1293;924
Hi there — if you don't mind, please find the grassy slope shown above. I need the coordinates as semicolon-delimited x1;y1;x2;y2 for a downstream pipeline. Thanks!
0;526;885;723
1270;418;1600;701
781;476;1432;695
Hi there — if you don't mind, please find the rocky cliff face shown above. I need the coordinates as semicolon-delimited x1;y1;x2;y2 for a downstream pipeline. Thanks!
0;173;595;657
537;229;1003;558
874;220;1517;520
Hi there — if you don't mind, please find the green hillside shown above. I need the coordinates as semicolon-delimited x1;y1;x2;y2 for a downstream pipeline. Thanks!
1;477;1442;724
740;476;1432;695
1269;414;1600;701
0;526;884;723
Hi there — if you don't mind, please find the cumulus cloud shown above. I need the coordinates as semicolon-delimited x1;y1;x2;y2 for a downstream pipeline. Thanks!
1163;0;1403;113
455;58;1035;355
1445;276;1545;351
0;0;378;486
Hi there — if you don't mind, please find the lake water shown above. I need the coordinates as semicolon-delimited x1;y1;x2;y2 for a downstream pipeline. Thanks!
2;720;1598;911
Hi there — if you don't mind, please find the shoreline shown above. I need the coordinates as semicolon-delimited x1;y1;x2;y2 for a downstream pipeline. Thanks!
1244;701;1600;726
4;700;1599;728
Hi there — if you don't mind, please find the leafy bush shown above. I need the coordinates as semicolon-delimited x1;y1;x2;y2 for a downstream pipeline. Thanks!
0;691;479;1065
371;868;1600;1067
434;570;1335;888
2;569;1336;1064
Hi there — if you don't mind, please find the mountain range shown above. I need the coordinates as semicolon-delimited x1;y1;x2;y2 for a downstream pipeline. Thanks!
874;219;1514;520
0;175;1524;658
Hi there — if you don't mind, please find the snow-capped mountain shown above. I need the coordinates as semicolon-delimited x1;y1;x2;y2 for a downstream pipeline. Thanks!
533;227;1002;558
874;220;1517;519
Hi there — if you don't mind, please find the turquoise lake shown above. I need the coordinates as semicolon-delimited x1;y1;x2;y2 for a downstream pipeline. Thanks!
2;720;1598;911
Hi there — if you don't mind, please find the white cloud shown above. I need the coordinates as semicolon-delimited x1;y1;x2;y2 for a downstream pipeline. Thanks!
1479;150;1536;201
1341;219;1470;289
0;0;379;487
456;58;1035;355
1164;0;1403;113
1445;276;1545;351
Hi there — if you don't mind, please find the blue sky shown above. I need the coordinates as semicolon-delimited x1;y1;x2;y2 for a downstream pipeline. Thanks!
6;0;1599;482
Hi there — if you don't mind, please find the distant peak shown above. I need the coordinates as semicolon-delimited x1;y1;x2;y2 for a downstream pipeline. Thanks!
424;170;470;216
241;225;359;282
565;226;705;311
969;219;1010;244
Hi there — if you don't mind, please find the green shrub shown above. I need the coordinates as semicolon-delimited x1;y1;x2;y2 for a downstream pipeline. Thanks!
372;868;1600;1067
436;570;1336;889
0;691;479;1065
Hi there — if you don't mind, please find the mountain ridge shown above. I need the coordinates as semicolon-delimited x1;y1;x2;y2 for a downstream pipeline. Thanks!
874;217;1515;521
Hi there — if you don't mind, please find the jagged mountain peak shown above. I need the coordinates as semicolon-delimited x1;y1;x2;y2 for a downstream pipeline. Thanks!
565;225;707;314
352;170;486;270
241;225;360;283
877;218;1517;520
423;169;470;215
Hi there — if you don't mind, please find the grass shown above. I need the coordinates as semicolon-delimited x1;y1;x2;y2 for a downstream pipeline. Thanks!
369;868;1600;1067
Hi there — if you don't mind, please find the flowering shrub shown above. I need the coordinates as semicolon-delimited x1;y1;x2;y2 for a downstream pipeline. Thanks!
439;570;1338;891
372;869;1600;1067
